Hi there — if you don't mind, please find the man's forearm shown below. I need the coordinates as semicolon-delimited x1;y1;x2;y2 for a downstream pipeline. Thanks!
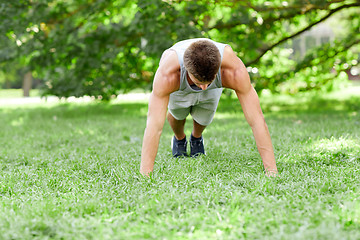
139;90;169;176
140;126;162;176
251;121;278;173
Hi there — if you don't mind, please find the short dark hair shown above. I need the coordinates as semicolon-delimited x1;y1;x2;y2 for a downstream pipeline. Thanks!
183;40;221;83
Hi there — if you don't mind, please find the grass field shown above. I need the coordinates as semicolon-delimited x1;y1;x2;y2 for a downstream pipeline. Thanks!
0;89;40;98
0;86;359;239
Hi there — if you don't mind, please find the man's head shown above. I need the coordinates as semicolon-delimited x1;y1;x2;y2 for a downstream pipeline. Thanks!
183;40;221;83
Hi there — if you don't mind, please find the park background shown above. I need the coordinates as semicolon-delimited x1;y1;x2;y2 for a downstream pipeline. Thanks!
1;0;360;239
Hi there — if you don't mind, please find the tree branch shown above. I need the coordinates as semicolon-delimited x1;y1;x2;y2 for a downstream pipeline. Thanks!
246;2;360;66
296;38;360;72
210;0;346;31
240;0;347;13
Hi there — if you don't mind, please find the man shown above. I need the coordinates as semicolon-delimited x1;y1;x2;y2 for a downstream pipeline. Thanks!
140;38;278;176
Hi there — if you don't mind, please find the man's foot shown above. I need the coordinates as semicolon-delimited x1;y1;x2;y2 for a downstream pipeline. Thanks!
190;134;205;157
171;136;188;157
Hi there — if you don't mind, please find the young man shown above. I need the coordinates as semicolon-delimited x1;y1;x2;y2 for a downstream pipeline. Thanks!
140;38;278;176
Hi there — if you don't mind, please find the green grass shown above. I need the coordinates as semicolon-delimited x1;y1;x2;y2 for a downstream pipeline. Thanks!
0;89;40;98
0;86;360;239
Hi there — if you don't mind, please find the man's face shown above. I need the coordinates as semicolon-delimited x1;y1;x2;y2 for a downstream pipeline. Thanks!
188;73;213;90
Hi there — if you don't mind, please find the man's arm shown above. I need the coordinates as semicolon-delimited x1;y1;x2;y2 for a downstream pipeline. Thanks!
236;86;278;175
140;90;169;175
222;46;278;175
140;50;180;176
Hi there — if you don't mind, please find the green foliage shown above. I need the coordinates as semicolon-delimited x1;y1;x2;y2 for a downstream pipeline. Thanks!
1;87;360;238
0;61;30;88
0;0;359;98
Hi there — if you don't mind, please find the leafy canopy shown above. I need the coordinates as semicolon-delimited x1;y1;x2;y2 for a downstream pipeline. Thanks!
0;0;359;99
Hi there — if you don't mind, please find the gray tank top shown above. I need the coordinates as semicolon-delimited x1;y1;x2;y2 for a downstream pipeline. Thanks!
169;38;228;93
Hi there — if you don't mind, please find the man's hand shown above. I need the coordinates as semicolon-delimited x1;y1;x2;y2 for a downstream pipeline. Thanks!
265;169;279;177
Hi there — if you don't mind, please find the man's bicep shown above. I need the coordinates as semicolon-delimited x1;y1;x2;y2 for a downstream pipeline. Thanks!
147;49;178;124
236;87;264;127
146;91;169;126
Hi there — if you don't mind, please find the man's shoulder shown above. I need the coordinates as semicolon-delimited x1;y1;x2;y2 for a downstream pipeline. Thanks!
221;46;237;65
158;50;181;81
220;45;243;76
153;50;181;95
220;46;251;93
159;49;179;69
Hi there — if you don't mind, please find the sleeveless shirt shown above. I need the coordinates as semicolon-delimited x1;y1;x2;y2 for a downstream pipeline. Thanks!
169;38;228;92
167;39;228;111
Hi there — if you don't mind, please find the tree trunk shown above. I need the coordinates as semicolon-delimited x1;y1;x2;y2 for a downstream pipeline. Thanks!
5;78;10;89
23;71;32;97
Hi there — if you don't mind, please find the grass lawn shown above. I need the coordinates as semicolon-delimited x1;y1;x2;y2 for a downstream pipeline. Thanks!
0;89;40;98
0;86;359;239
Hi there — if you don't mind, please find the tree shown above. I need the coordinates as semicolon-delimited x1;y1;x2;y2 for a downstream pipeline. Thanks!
0;0;359;99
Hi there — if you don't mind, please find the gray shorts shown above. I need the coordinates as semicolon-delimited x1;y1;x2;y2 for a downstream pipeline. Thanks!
168;88;223;126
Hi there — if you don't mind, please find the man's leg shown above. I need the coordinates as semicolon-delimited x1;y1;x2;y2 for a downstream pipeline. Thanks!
167;112;188;157
190;119;206;157
192;119;206;138
167;112;186;140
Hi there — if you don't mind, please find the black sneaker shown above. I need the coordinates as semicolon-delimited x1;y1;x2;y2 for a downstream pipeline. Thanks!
190;134;205;157
171;136;188;157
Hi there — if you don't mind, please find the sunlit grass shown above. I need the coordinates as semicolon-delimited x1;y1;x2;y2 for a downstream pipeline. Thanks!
0;86;360;239
311;137;359;153
0;89;40;98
